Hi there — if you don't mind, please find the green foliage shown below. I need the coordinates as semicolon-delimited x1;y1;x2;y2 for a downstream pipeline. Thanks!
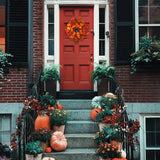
130;36;160;74
95;108;113;122
99;95;119;110
49;109;68;127
90;63;116;85
25;141;43;155
32;128;52;142
0;48;13;89
93;126;123;145
41;65;61;82
40;94;56;107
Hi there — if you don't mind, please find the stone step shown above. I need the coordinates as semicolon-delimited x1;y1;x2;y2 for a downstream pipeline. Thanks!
65;133;96;148
58;99;92;110
67;109;92;121
65;121;98;134
43;148;99;160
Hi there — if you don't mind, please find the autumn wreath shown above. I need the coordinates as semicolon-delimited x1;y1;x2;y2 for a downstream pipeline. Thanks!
65;17;89;42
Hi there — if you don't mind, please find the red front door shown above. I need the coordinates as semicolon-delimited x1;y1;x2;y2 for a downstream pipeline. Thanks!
60;7;94;90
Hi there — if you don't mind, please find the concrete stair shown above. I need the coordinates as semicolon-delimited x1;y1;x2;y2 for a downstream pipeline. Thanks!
43;99;99;160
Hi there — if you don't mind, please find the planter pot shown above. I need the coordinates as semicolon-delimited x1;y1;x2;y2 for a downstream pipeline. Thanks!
98;78;116;96
25;153;42;160
42;80;57;98
53;125;65;133
135;61;160;73
40;141;49;152
98;122;111;131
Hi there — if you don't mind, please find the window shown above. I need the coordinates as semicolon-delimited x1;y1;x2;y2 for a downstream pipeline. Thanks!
99;8;105;56
48;8;54;56
145;117;160;160
114;0;135;64
139;0;160;41
0;0;5;52
0;114;11;145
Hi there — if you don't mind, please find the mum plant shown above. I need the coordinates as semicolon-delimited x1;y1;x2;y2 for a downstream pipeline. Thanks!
130;36;160;74
32;128;52;143
96;142;121;159
49;109;68;127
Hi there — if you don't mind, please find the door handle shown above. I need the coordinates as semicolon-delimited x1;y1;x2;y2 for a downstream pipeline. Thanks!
90;53;93;56
90;57;93;60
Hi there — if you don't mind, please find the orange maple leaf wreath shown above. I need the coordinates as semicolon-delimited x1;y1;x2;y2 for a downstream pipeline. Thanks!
65;17;89;42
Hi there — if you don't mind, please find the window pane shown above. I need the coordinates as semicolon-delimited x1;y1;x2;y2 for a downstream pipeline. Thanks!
150;7;160;24
149;0;160;6
49;8;54;23
146;133;155;147
99;40;105;56
156;133;160;147
146;150;154;160
139;27;147;39
117;0;133;22
139;0;148;6
139;7;148;24
149;27;160;41
156;150;160;159
0;0;5;5
48;40;54;55
99;8;105;23
0;27;5;52
49;24;54;39
156;118;160;131
99;24;105;39
0;7;5;25
146;118;155;131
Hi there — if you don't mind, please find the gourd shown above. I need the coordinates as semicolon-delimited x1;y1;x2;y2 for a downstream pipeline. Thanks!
50;131;67;151
91;108;102;121
35;115;51;130
45;147;52;153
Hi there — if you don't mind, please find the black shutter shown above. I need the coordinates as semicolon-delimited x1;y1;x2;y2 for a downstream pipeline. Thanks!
7;0;28;65
114;0;135;64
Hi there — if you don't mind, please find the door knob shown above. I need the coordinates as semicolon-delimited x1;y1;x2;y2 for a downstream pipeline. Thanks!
90;57;93;60
90;53;93;56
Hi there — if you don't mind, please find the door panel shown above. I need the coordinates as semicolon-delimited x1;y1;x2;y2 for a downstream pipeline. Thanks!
60;7;94;90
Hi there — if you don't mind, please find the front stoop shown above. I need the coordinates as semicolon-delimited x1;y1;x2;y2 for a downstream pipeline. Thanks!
43;99;99;160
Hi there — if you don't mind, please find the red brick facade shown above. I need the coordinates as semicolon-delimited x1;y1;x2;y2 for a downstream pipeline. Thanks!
0;0;160;103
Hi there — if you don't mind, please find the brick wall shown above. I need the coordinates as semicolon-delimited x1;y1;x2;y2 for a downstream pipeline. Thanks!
109;0;160;103
0;0;44;103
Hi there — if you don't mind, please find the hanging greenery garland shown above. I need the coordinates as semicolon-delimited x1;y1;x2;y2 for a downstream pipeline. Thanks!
65;17;89;42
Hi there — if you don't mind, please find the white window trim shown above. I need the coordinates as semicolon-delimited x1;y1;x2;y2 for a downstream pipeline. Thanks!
44;0;110;91
140;114;160;160
135;0;160;51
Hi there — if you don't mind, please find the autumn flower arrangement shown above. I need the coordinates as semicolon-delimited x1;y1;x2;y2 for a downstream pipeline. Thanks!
96;142;121;159
49;109;68;127
32;128;52;143
65;17;89;42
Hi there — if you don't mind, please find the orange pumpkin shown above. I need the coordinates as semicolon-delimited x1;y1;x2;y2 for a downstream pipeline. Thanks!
56;103;63;110
35;115;51;130
45;147;52;153
50;131;67;151
91;108;102;121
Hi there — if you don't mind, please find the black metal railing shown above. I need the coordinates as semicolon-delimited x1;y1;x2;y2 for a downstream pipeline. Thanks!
17;66;42;160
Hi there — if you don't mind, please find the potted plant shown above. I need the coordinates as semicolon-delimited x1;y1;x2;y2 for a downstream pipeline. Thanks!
25;141;43;160
130;36;160;74
32;128;52;152
41;64;61;98
90;63;116;96
49;109;68;133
